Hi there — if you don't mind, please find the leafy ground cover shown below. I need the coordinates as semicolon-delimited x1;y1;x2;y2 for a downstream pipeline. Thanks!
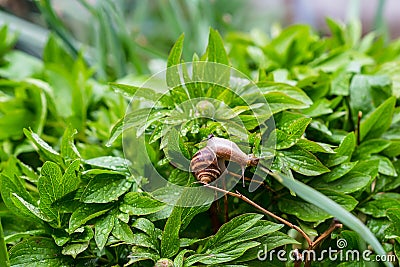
0;17;399;267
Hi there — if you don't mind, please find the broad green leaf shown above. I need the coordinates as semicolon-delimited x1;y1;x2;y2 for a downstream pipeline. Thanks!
38;161;63;222
60;126;80;160
59;159;81;197
80;174;132;203
359;193;400;218
353;139;391;159
323;132;356;167
385;209;400;239
258;82;312;107
161;206;181;258
23;128;63;165
112;218;135;243
270;170;389;266
167;33;184;88
0;173;35;218
132;218;156;239
207;28;229;65
95;213;114;250
263;91;310;114
120;192;166;215
167;33;184;67
350;74;392;124
274;117;311;149
9;237;73;267
301;98;333;117
312;171;372;194
279;145;329;176
11;194;51;222
202;214;263;252
128;246;160;264
185;241;260;266
68;204;111;233
131;233;158;251
360;96;396;141
371;155;397;177
61;242;88;259
296;139;335;154
176;188;214;231
383;140;400;157
235;231;300;263
84;156;131;173
321;161;358;182
278;189;358;222
174;249;192;267
109;83;164;102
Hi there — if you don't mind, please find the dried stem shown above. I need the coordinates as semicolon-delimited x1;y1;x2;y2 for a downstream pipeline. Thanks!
204;183;313;247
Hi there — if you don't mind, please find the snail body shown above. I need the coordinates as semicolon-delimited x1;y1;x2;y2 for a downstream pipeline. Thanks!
190;135;260;186
207;135;259;186
190;146;222;184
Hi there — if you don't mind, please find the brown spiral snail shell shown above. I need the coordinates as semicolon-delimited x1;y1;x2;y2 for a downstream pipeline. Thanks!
190;146;222;184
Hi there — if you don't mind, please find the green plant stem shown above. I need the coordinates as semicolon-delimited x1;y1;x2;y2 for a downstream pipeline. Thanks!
0;220;10;267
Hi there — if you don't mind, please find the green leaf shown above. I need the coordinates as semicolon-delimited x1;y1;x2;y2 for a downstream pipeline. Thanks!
185;241;260;266
296;139;335;154
359;193;400;218
174;249;192;267
112;218;135;243
9;237;72;267
23;128;63;165
120;192;166;215
269;170;389;266
167;34;184;89
167;33;184;67
278;189;358;222
323;132;356;167
38;162;63;222
161;206;181;258
11;193;51;222
207;28;229;65
132;218;156;239
258;82;313;109
68;204;111;233
60;126;80;160
61;242;88;259
371;155;398;176
203;214;263;252
360;96;396;141
263;91;310;114
353;139;391;159
279;145;330;176
350;74;392;124
385;209;400;239
0;173;35;218
80;174;132;203
95;213;114;250
321;161;358;182
312;171;372;194
109;83;166;102
128;246;160;264
84;156;131;173
275;117;312;149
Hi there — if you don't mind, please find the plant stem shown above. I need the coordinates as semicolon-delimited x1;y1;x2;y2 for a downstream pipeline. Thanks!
0;220;10;267
204;183;313;247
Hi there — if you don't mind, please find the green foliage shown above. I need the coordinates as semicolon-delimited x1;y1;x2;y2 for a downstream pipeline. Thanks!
0;15;400;267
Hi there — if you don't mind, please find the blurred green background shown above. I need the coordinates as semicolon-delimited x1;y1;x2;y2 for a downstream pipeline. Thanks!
0;0;395;81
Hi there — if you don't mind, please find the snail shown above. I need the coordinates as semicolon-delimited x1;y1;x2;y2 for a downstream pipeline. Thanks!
206;134;259;186
190;146;222;184
190;134;260;186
